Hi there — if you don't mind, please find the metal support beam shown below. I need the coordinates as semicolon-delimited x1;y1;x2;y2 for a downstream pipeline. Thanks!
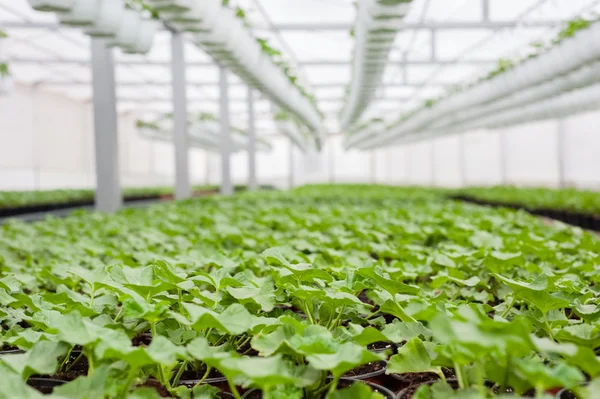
430;141;436;187
116;95;422;104
499;130;509;185
10;57;498;67
171;31;190;200
288;139;295;189
430;30;437;62
38;80;450;88
482;0;490;22
458;134;467;187
219;66;233;196
90;38;121;213
402;53;408;85
247;89;258;191
557;118;567;188
370;151;377;183
405;146;411;184
328;139;335;183
0;20;562;31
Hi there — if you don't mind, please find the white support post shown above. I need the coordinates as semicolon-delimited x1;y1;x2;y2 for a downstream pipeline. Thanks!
405;145;411;185
328;136;335;183
171;31;190;200
247;88;258;191
219;65;233;195
458;133;467;187
402;52;408;85
370;151;376;183
557;118;567;188
482;0;490;22
430;141;436;187
430;30;437;62
288;139;295;189
499;130;508;185
91;38;121;213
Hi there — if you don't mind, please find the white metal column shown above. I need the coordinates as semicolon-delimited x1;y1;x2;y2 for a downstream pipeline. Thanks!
458;133;467;187
288;139;295;189
370;151;376;183
430;141;436;186
328;136;335;183
171;31;190;200
219;66;233;195
405;146;411;185
557;118;567;188
499;130;509;185
247;88;258;191
91;38;121;213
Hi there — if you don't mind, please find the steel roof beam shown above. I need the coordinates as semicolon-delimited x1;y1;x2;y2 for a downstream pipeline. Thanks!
11;57;496;66
118;96;415;103
37;81;447;88
0;20;563;31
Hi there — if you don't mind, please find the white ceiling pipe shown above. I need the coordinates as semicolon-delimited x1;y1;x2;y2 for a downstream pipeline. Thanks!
372;21;600;141
363;82;600;149
166;0;324;148
340;0;413;130
429;59;600;132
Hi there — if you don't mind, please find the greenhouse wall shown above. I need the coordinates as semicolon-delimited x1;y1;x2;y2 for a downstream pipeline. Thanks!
1;86;599;191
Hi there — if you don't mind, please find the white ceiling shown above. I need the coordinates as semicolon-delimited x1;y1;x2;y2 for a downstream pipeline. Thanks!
1;0;600;135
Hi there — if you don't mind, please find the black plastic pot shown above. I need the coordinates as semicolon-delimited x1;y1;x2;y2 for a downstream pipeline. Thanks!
242;381;395;399
340;360;387;380
396;379;458;399
179;376;229;385
390;372;441;384
368;342;396;355
27;378;66;394
0;348;25;355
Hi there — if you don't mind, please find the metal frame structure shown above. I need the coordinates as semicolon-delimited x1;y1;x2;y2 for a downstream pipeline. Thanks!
0;0;590;208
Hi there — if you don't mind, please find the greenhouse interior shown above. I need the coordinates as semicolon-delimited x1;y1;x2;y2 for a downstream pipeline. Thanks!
1;0;600;398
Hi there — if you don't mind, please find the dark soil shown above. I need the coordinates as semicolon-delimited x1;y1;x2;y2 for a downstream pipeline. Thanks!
132;332;153;347
179;364;227;382
342;360;386;379
27;378;65;394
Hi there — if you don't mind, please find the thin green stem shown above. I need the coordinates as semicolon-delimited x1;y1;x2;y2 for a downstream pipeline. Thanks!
192;365;212;388
57;346;74;373
454;362;467;390
500;296;516;318
120;367;138;398
114;306;124;322
171;360;188;387
435;369;447;383
328;306;345;330
228;379;242;399
151;322;167;386
327;377;340;397
303;302;316;324
543;313;555;341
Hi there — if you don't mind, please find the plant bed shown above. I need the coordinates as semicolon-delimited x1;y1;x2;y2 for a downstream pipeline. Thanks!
27;377;66;394
450;194;600;232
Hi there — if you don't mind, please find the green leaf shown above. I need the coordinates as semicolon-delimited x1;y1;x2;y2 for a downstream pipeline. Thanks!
387;338;443;377
327;382;385;399
306;342;383;379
